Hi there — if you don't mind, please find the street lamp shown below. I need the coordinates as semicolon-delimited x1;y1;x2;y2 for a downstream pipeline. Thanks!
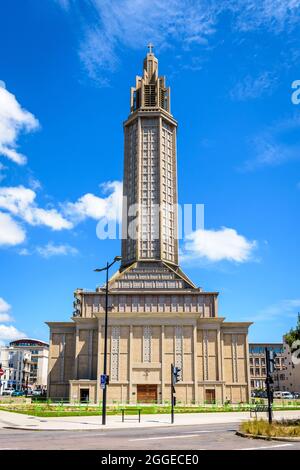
94;255;122;425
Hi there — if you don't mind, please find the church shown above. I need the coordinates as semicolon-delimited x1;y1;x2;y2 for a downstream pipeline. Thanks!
47;47;252;405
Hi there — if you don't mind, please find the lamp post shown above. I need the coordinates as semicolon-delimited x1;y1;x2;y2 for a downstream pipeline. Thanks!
94;256;122;425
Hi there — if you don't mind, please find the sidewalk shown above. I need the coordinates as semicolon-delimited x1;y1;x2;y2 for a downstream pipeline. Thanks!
0;409;299;431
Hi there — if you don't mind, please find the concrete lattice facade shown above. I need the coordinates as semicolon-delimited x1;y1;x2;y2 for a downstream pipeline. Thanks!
47;48;252;405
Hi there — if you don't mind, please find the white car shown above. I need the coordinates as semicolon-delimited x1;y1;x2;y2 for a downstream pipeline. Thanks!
273;391;294;399
2;388;14;396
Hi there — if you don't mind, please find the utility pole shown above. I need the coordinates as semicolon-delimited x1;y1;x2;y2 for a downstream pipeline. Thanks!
171;364;181;424
265;347;275;424
94;256;121;426
171;364;175;424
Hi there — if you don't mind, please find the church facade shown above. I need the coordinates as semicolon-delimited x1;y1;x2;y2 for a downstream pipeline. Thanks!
47;48;252;405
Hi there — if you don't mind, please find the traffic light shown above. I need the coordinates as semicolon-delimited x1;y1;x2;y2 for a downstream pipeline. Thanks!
173;366;181;384
268;350;277;374
270;351;277;374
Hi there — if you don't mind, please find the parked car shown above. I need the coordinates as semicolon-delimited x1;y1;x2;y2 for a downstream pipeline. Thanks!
292;392;300;399
273;391;294;399
1;388;14;396
11;390;25;397
32;390;42;396
282;392;294;399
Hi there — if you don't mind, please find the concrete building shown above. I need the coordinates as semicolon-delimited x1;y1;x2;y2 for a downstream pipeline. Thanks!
249;343;285;391
9;339;49;390
47;47;252;405
279;340;300;392
0;346;31;393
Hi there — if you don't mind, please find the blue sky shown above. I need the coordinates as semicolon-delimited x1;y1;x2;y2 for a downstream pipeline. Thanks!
0;0;300;344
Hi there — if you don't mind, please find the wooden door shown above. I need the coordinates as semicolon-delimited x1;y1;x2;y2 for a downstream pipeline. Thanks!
137;384;157;403
205;389;216;404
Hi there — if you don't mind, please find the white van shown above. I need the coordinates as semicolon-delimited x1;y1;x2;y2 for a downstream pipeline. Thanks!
273;391;294;399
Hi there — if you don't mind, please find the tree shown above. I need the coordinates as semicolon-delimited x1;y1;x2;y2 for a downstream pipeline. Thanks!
284;313;300;347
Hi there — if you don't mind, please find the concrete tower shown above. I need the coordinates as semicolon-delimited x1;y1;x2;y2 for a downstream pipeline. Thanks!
122;44;178;268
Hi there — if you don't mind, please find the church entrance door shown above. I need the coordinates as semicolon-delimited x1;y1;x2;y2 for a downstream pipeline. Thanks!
205;389;216;404
137;384;157;403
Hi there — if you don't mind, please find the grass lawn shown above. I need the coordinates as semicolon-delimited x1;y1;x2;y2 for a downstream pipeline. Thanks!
1;403;300;417
240;419;300;438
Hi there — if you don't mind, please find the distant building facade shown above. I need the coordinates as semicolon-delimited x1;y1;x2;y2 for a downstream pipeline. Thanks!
249;343;285;391
9;339;49;390
279;340;300;392
0;347;31;393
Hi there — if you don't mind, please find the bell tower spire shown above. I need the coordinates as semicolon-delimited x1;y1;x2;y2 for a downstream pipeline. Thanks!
122;47;178;268
130;45;171;114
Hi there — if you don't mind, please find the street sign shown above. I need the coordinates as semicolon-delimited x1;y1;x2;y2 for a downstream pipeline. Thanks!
100;374;106;390
0;369;4;377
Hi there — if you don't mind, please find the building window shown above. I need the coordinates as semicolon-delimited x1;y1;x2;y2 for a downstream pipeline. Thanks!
110;326;120;382
143;326;151;363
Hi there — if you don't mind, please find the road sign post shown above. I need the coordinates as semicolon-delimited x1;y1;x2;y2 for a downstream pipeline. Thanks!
265;347;273;424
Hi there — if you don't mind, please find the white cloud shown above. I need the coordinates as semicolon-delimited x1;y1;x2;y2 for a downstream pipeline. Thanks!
182;226;256;263
0;181;122;250
228;0;300;33
0;298;24;344
251;299;300;322
0;81;39;164
64;180;123;223
18;248;30;256
0;186;72;230
36;242;79;258
58;1;300;83
0;297;11;313
0;212;26;246
0;325;27;345
230;72;278;101
0;313;12;322
241;115;300;171
0;162;6;182
70;0;217;82
56;0;71;10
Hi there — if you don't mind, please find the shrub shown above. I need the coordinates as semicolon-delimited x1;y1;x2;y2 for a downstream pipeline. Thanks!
241;419;300;438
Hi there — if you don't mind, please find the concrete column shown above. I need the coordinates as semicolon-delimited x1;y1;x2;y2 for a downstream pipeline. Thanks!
216;327;222;382
88;330;93;379
220;332;226;402
96;320;102;403
137;116;141;260
193;324;198;404
60;334;65;383
74;326;79;380
245;332;251;403
128;325;133;404
161;325;165;404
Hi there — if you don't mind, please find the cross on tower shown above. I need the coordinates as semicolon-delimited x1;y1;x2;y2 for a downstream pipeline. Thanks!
147;42;154;54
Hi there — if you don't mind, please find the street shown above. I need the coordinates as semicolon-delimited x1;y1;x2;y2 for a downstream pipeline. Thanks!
0;422;299;450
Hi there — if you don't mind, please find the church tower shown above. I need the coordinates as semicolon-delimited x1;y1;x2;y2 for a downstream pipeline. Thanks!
122;44;178;268
47;46;252;406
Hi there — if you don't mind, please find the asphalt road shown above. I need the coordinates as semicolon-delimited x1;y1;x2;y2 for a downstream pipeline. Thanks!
0;422;299;450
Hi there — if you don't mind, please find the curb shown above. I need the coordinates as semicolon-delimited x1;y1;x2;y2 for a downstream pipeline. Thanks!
2;422;201;432
236;431;300;442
